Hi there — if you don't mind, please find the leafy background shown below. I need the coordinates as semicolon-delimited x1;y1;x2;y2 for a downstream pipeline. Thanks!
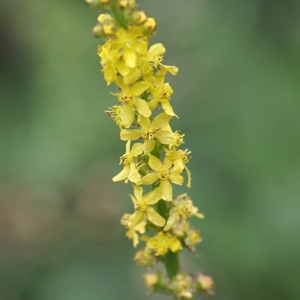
1;0;300;299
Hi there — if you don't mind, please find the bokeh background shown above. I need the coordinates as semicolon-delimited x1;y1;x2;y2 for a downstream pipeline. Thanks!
1;0;300;299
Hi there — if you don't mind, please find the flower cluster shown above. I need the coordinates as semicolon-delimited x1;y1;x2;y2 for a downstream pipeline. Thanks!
86;0;214;298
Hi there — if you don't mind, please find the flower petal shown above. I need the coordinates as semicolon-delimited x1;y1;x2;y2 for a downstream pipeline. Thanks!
144;187;162;205
112;166;130;182
143;139;155;154
148;155;162;171
146;208;165;227
160;180;173;201
137;172;158;185
135;98;151;118
120;129;142;141
131;81;149;96
151;113;172;130
155;130;173;145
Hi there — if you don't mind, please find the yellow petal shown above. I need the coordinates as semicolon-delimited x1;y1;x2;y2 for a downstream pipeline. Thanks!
137;172;158;185
161;102;178;118
112;165;130;182
138;115;150;130
144;187;162;205
155;130;174;145
123;68;141;85
151;113;172;130
131;81;149;96
168;173;184;185
128;163;141;183
130;143;144;156
146;208;166;227
120;105;135;128
148;43;165;56
135;98;151;118
129;211;144;228
164;213;179;231
160;180;173;201
143;139;155;154
120;129;143;141
133;185;143;199
124;48;136;68
148;155;162;171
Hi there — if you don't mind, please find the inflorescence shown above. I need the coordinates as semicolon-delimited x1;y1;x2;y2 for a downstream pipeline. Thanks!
86;0;214;298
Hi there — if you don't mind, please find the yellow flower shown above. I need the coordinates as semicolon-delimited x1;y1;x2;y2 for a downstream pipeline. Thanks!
137;154;184;201
112;76;150;128
134;248;154;266
148;75;178;117
111;26;148;69
120;113;173;154
164;194;204;231
121;213;146;247
165;148;192;187
113;141;143;183
127;185;165;228
184;229;202;251
147;231;182;256
171;272;194;299
105;105;122;129
98;41;130;85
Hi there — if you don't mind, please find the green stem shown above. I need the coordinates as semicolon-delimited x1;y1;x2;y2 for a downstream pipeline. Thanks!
164;251;179;279
111;1;127;28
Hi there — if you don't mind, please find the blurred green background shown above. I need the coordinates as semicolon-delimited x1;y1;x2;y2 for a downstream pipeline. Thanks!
1;0;300;299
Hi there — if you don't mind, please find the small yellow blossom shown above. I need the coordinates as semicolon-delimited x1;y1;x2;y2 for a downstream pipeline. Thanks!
121;213;146;247
112;76;150;128
127;185;165;228
148;75;178;117
111;26;148;69
137;154;184;201
165;148;192;187
184;229;202;251
120;113;173;154
134;248;154;266
171;272;194;299
164;194;204;231
196;273;215;295
113;141;143;183
147;231;182;256
105;105;122;129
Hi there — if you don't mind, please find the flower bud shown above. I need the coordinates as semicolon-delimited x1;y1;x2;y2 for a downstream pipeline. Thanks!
92;24;103;37
143;18;156;32
132;11;147;24
97;13;112;24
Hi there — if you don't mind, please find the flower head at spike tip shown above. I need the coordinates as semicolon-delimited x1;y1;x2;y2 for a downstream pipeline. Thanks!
121;213;146;247
120;113;174;154
164;194;204;231
112;76;150;128
137;154;184;201
98;42;132;85
127;185;166;228
111;26;148;69
113;141;143;183
146;231;182;256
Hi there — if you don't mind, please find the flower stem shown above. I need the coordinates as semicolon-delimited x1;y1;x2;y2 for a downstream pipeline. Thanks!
111;1;127;28
164;251;179;279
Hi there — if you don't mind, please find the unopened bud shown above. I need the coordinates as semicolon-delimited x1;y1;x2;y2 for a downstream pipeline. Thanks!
143;18;156;32
132;11;147;24
118;0;136;9
97;13;112;24
92;24;103;37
